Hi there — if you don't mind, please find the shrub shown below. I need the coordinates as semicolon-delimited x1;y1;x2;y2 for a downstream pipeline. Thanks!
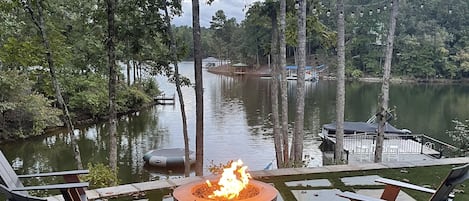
350;69;363;79
0;71;61;139
82;163;120;189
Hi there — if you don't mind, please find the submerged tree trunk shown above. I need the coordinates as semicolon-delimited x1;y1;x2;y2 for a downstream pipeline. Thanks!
269;12;283;168
334;0;346;164
291;0;306;167
279;0;289;168
375;0;400;163
106;0;118;169
163;4;191;177
192;0;204;176
23;0;83;169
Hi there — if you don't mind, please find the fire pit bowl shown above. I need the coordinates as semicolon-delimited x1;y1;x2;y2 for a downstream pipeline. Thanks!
173;179;278;201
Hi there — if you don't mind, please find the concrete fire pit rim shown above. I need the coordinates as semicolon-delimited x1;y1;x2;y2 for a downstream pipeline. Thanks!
172;178;278;201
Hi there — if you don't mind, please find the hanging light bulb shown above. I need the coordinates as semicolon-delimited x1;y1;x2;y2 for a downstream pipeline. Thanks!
377;8;381;13
339;11;343;18
390;1;393;7
449;9;452;14
383;5;387;11
420;4;424;9
351;11;355;18
312;7;317;14
295;0;299;9
326;10;331;17
360;11;364;17
369;9;373;15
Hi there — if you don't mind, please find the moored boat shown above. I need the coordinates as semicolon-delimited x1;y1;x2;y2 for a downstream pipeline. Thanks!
143;148;196;168
319;113;411;139
319;121;412;139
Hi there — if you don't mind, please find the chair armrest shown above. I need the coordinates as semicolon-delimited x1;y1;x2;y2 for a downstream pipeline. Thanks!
17;170;89;178
375;178;435;194
11;182;89;191
337;191;386;201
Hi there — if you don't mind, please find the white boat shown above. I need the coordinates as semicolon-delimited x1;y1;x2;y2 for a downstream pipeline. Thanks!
143;148;196;168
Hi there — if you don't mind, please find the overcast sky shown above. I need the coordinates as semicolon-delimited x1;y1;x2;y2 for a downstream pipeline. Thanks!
172;0;264;27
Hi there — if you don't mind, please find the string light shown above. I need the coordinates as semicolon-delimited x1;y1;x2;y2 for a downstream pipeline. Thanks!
377;8;381;13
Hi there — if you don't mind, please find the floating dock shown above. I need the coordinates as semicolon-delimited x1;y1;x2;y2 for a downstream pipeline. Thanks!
154;94;175;105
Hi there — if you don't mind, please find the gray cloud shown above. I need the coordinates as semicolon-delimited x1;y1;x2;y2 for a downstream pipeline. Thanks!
172;0;263;27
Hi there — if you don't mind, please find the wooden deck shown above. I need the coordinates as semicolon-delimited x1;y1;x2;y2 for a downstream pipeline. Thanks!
45;157;469;201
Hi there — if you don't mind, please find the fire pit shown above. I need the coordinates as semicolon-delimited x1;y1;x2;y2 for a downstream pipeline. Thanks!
173;179;277;201
173;180;277;201
173;160;277;201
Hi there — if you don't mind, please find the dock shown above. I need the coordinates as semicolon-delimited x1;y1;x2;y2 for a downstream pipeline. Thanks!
154;94;175;105
321;133;459;164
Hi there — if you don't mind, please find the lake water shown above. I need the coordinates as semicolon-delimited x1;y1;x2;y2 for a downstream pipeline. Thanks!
1;61;468;184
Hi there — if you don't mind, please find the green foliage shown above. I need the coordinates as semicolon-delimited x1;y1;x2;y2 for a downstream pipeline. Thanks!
350;69;363;79
64;75;155;117
0;70;61;139
141;78;160;98
64;75;108;117
117;84;152;112
82;163;120;189
21;94;62;135
0;37;44;69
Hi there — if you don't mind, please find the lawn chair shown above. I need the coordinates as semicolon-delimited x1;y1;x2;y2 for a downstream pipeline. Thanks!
338;163;469;201
0;150;89;201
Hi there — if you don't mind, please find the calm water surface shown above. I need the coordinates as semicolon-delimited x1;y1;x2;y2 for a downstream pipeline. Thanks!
1;62;468;184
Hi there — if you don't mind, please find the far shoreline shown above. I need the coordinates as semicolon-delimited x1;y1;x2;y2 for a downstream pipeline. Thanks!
205;64;469;84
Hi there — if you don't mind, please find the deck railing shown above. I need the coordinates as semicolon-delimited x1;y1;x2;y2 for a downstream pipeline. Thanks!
344;133;459;157
322;133;461;164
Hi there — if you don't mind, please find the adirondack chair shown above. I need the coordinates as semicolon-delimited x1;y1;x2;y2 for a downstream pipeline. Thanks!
0;184;46;201
338;163;469;201
0;150;89;201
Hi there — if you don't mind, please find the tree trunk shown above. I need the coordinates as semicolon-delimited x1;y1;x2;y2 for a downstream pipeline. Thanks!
23;0;83;169
106;0;118;170
269;13;283;168
291;0;306;167
334;0;346;164
375;0;400;163
126;60;131;86
279;0;289;168
192;0;204;176
133;60;136;84
163;3;191;177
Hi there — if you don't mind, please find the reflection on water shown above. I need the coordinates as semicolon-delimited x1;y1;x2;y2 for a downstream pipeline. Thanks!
2;62;469;185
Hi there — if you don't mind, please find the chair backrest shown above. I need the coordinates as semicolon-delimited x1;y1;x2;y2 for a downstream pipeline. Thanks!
0;151;27;194
430;163;469;201
0;184;45;201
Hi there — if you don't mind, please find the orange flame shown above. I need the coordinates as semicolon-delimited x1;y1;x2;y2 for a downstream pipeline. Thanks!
206;159;251;200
